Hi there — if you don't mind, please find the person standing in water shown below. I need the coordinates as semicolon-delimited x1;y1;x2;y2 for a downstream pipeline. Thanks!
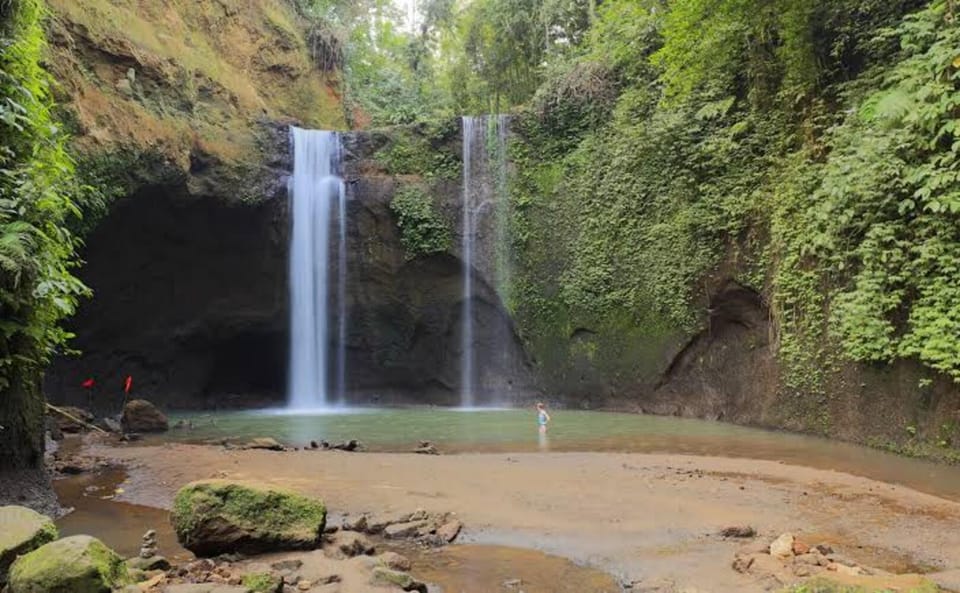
536;402;551;433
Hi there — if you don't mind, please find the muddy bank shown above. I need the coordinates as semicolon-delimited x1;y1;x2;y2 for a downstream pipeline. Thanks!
85;442;960;592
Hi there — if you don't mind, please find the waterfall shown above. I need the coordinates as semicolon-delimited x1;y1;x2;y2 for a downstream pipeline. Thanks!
460;116;477;408
287;127;347;410
460;114;510;408
336;180;347;405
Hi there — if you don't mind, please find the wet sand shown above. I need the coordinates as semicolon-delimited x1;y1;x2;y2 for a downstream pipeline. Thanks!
89;442;960;592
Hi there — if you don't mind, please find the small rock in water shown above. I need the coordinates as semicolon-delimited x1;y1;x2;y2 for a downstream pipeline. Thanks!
719;525;755;538
243;437;284;451
414;441;439;455
435;520;462;543
331;439;361;452
326;531;375;558
378;551;412;572
383;521;428;540
341;514;368;532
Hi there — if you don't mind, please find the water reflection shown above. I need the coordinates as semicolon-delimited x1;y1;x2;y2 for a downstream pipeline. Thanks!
538;426;550;452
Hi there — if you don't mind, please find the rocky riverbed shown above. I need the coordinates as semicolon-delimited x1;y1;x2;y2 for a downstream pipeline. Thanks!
7;422;960;592
34;432;956;592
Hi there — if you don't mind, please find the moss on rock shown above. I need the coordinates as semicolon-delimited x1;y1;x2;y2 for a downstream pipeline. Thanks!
242;572;281;593
171;480;326;556
7;535;129;593
0;506;58;584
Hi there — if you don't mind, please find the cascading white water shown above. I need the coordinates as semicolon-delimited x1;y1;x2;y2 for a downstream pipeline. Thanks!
335;180;347;405
460;116;477;407
460;114;511;407
288;127;347;410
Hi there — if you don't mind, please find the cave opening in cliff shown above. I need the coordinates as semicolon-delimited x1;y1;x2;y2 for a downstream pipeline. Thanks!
46;185;290;412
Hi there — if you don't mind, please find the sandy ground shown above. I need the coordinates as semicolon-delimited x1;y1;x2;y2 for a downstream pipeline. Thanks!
94;442;960;592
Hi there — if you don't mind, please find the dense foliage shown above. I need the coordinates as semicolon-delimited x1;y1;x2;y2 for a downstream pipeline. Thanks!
389;185;452;259
773;1;960;384
0;0;87;393
315;0;959;399
502;0;960;400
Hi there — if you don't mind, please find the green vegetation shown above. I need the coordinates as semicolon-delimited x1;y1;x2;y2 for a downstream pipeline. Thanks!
0;0;96;471
0;0;88;391
242;572;281;593
390;185;452;259
499;0;960;410
374;119;461;179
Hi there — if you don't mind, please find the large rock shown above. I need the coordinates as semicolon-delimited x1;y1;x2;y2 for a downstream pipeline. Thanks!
121;399;169;433
7;535;129;593
171;480;326;556
0;506;58;584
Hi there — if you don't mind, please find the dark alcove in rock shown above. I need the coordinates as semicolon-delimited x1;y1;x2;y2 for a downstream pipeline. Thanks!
645;280;778;422
46;186;290;413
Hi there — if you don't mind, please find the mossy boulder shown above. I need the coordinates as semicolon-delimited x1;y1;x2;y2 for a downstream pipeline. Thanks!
171;480;326;556
7;535;129;593
0;506;58;584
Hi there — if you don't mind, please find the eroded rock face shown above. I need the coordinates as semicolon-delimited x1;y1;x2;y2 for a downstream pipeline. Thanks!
0;506;58;584
7;535;129;593
171;480;326;556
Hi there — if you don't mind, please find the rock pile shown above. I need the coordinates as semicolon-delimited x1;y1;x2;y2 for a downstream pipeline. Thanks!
141;530;158;559
127;529;171;572
340;509;462;546
731;532;889;589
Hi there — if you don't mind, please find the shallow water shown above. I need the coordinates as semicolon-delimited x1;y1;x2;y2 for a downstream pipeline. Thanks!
153;407;960;501
400;544;620;593
54;467;190;561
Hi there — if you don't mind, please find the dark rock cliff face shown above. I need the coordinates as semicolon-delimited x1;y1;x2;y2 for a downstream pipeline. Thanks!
606;277;960;453
47;124;535;411
341;131;535;405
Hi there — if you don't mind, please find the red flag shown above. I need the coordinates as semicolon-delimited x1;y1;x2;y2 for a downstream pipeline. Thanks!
123;375;133;395
81;378;95;389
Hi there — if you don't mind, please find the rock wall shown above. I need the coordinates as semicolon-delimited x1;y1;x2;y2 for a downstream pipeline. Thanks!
47;122;536;411
341;130;535;405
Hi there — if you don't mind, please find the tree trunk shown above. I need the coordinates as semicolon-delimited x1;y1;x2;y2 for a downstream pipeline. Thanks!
0;365;45;471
